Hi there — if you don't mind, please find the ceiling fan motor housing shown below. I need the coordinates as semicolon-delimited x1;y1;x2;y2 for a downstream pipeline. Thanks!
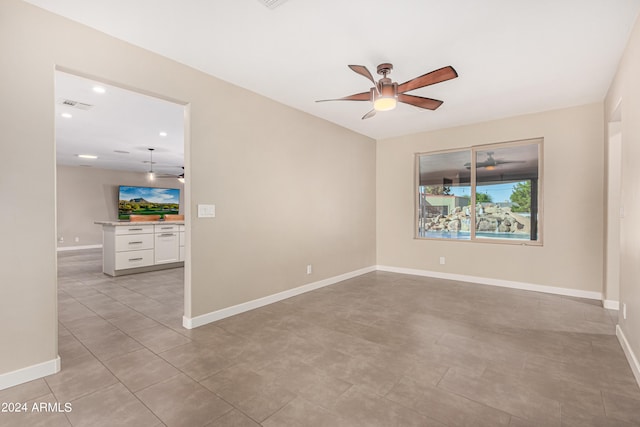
376;63;393;76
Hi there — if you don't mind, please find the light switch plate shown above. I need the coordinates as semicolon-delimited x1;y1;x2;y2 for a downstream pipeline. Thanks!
198;204;215;218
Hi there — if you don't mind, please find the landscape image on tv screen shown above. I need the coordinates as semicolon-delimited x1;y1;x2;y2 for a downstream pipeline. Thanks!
118;186;180;220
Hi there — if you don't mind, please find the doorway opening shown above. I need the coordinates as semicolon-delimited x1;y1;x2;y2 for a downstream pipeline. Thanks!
54;69;190;343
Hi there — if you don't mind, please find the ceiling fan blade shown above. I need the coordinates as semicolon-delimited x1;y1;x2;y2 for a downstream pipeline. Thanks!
362;109;376;120
398;94;444;110
398;66;458;94
316;91;371;102
495;160;526;165
348;65;376;86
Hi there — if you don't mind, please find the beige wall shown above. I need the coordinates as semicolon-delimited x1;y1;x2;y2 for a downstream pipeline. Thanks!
377;103;605;293
56;166;185;248
0;0;376;378
605;13;640;373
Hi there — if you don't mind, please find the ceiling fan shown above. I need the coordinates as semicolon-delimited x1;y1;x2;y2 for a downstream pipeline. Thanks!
316;63;458;120
465;152;526;170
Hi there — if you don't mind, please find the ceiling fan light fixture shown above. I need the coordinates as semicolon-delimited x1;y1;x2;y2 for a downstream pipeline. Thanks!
374;96;397;112
373;81;398;112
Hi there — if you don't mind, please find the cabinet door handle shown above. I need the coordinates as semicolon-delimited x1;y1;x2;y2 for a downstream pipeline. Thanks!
159;233;175;237
128;257;143;261
128;228;144;231
128;241;143;244
160;226;173;230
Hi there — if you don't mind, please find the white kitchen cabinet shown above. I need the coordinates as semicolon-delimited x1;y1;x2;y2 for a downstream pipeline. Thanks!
154;226;180;264
96;221;184;276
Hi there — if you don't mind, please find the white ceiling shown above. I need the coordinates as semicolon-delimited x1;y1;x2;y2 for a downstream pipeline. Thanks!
35;0;640;172
55;71;185;176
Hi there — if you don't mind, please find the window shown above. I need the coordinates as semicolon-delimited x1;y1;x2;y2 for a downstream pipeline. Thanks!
416;138;542;244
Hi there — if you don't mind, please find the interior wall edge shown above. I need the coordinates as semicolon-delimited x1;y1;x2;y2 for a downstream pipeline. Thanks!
376;265;603;301
617;324;640;388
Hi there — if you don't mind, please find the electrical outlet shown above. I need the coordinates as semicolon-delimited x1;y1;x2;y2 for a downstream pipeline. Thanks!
439;257;445;265
306;264;312;275
623;303;627;320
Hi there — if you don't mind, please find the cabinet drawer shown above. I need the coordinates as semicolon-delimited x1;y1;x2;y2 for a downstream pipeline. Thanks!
115;249;154;269
115;233;154;252
155;224;179;233
116;225;154;235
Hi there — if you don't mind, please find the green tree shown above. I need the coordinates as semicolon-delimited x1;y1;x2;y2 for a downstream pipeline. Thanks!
475;192;492;203
510;181;531;212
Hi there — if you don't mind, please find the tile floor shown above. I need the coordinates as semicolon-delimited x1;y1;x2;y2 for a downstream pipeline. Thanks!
1;249;639;426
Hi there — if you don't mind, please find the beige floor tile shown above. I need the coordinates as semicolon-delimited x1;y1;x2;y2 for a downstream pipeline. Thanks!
103;348;181;392
200;363;270;405
602;391;640;424
205;409;260;427
159;342;235;381
127;324;191;353
386;375;512;427
262;397;351;427
60;315;118;340
561;403;639;427
438;367;562;426
0;378;51;403
136;374;232;427
331;386;446;427
6;249;635;426
44;353;119;402
66;383;161;427
76;329;143;361
57;337;101;365
107;312;161;334
234;382;296;422
295;373;352;409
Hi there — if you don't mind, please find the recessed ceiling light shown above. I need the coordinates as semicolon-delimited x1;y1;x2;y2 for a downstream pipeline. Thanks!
61;113;72;118
77;154;98;159
159;131;168;137
92;86;106;94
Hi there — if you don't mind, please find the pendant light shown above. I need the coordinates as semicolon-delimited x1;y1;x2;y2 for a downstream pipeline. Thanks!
147;148;155;181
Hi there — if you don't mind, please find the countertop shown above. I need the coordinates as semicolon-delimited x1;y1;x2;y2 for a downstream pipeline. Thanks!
95;221;185;226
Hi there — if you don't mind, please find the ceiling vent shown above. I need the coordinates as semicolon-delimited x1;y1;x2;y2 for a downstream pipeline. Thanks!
257;0;289;9
57;98;94;110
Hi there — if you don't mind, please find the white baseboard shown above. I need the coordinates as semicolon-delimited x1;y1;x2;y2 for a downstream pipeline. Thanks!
57;244;102;252
183;265;376;329
604;300;620;310
376;265;603;301
0;356;60;391
617;325;640;388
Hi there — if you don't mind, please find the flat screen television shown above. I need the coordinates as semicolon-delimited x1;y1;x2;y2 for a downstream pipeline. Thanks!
118;185;180;220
